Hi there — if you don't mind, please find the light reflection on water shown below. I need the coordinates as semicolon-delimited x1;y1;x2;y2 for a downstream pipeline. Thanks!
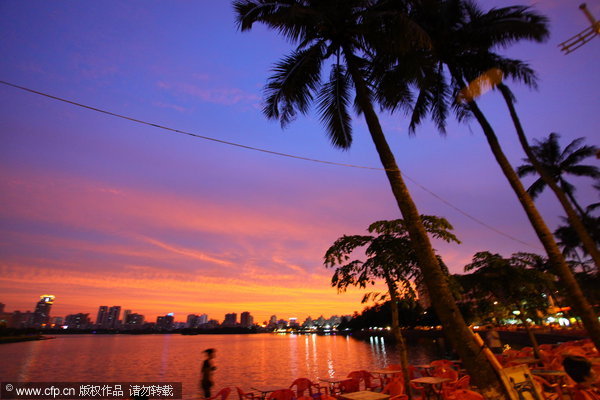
0;334;442;399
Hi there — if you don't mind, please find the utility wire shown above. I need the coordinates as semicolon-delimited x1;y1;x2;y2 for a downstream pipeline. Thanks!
0;79;542;250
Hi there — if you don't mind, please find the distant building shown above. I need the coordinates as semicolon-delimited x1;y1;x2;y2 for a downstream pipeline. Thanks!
65;313;91;329
122;309;131;326
240;311;254;328
289;317;299;328
51;316;63;327
198;314;208;325
222;313;237;327
124;313;145;328
186;314;199;328
96;306;108;326
269;315;277;324
0;303;5;313
106;306;121;329
156;313;175;330
30;295;55;328
9;311;32;328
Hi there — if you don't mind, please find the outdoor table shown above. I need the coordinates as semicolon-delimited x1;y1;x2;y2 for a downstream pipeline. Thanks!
410;377;451;400
339;391;390;400
251;387;284;400
512;357;541;367
318;377;350;395
370;369;402;386
413;364;435;376
531;370;568;386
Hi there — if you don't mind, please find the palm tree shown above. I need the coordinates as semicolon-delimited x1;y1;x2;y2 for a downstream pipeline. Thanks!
517;133;599;216
325;216;460;399
373;0;600;351
233;1;508;397
500;88;600;269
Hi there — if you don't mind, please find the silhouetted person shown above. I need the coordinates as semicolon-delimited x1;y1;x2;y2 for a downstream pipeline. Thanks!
563;355;598;388
485;325;502;354
201;348;216;398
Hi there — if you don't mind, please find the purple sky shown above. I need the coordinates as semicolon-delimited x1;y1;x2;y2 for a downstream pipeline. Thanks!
0;0;598;323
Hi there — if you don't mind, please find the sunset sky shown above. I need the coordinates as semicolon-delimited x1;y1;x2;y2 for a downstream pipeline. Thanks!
1;1;598;324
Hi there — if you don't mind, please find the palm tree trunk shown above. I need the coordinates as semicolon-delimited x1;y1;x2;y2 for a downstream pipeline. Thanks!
384;275;412;400
517;306;541;359
465;98;600;351
344;51;510;400
497;83;600;269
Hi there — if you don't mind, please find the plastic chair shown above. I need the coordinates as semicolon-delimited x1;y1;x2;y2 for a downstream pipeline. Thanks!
290;378;328;400
208;388;232;400
381;379;407;400
236;388;258;400
571;387;600;400
267;389;295;400
531;375;562;400
431;360;456;369
346;371;381;391
443;389;484;400
337;379;360;394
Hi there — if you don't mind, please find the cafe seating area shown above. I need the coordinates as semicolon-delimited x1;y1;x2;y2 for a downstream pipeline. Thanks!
208;338;598;400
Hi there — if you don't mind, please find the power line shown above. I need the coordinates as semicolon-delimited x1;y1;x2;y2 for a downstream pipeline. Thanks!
0;79;542;250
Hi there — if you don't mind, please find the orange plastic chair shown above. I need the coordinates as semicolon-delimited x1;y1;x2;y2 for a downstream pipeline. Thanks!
347;371;381;391
381;379;407;400
208;388;232;400
571;387;600;400
443;389;484;400
290;378;328;400
531;375;562;400
236;388;258;400
338;379;360;394
441;374;470;398
267;389;295;400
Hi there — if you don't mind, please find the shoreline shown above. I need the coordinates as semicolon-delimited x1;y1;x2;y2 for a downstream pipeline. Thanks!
0;335;54;344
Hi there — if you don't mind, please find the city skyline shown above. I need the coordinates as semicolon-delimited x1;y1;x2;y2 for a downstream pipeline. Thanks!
1;2;598;323
0;295;349;326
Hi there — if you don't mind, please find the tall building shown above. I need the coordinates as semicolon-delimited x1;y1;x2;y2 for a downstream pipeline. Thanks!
122;309;131;325
30;295;55;328
240;311;254;328
186;314;199;328
96;306;108;326
223;313;237;327
105;306;121;329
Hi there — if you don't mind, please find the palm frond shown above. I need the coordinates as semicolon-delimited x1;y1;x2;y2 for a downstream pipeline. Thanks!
263;43;324;127
317;63;354;149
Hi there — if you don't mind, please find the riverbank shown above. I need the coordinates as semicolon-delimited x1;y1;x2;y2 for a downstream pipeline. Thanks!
0;335;54;344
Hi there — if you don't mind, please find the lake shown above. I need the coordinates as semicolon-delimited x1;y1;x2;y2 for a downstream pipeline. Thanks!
0;333;443;399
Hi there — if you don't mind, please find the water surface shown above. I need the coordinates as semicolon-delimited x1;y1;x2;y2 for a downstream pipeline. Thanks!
0;334;441;398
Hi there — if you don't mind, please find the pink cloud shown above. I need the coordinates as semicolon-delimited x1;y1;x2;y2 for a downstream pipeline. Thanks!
157;81;259;106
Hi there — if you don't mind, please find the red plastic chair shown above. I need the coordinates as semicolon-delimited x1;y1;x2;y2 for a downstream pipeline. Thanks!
571;387;600;400
381;379;407;400
443;389;484;400
267;389;295;400
346;371;381;391
290;378;328;400
208;388;231;400
338;379;360;394
236;388;258;400
531;375;562;400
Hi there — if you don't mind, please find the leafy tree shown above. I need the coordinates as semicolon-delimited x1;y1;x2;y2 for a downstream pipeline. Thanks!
325;215;459;399
371;0;600;351
462;252;556;357
233;1;508;396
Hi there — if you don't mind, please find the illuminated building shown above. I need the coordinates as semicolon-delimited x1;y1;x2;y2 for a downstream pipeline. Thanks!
30;295;55;328
156;313;174;330
105;306;121;329
65;313;91;329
